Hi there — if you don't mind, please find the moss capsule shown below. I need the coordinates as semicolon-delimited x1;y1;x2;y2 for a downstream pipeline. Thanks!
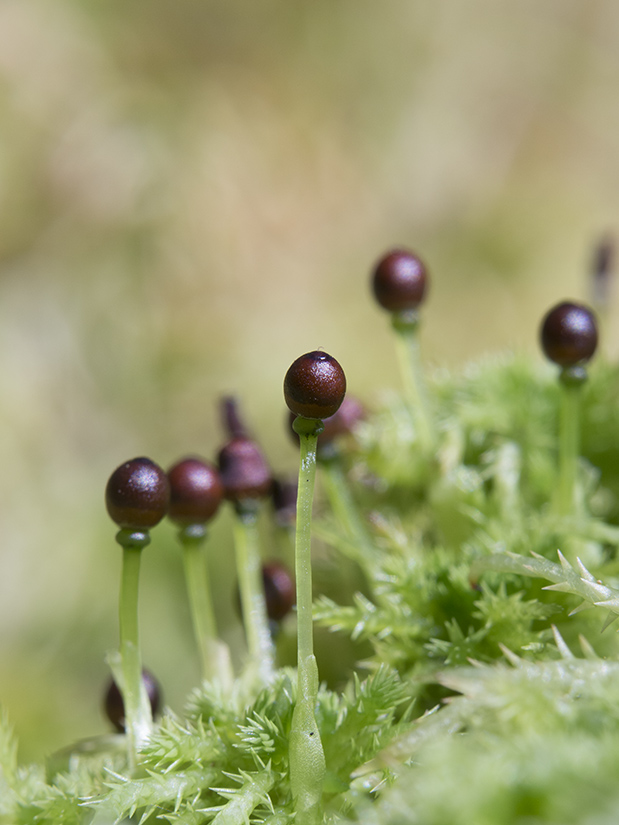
284;351;346;420
105;457;169;530
372;249;428;313
262;561;295;621
218;437;272;502
104;669;162;733
167;457;224;526
235;560;296;623
540;302;598;368
271;477;298;527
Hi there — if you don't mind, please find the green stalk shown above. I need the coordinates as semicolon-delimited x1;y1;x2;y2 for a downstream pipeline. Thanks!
116;529;152;771
289;417;325;825
233;507;275;684
179;527;234;688
392;314;435;454
556;371;584;517
320;459;374;577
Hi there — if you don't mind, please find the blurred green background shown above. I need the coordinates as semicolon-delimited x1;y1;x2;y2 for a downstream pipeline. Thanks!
1;0;619;760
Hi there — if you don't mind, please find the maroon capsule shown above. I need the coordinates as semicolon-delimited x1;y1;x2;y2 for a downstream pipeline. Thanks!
105;457;170;530
218;437;272;502
317;395;365;444
540;302;598;368
288;396;365;452
271;477;298;527
220;396;249;440
104;668;162;733
262;561;295;621
284;351;347;420
371;248;428;313
167;457;224;526
235;561;296;623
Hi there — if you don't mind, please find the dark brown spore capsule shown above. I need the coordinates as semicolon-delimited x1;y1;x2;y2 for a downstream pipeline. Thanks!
104;669;162;733
271;477;298;527
372;249;428;313
288;396;365;456
317;395;365;444
591;235;614;309
235;560;296;623
167;457;224;526
221;396;249;440
105;457;170;530
262;561;295;621
540;302;598;368
218;437;272;502
284;351;346;420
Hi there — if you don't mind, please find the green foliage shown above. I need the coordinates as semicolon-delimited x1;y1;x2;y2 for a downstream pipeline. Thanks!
8;353;619;823
349;650;619;825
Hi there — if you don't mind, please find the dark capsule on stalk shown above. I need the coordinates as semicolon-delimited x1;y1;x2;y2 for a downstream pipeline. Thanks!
262;561;295;621
104;669;162;733
288;396;365;456
540;302;598;368
220;396;249;440
371;248;428;313
218;437;272;502
235;560;296;623
591;235;614;309
271;477;298;527
284;350;346;420
167;457;224;526
105;457;170;530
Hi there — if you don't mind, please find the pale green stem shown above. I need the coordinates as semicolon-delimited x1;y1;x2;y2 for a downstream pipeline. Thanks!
117;530;152;771
179;527;234;688
320;459;375;579
289;418;325;825
275;524;296;569
557;377;582;517
392;316;435;453
233;507;275;684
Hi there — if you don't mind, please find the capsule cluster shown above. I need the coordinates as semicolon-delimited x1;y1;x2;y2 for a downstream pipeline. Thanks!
102;241;603;735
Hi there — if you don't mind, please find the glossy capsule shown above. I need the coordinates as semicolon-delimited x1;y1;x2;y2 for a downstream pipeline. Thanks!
262;561;295;621
105;458;170;530
104;669;162;733
235;560;296;623
167;457;224;526
284;351;346;420
371;248;428;313
218;437;272;502
540;302;598;367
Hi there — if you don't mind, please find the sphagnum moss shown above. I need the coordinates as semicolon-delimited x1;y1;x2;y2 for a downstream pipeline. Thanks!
6;245;619;825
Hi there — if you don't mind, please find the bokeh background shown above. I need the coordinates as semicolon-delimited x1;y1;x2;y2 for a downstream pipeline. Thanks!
1;0;619;760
